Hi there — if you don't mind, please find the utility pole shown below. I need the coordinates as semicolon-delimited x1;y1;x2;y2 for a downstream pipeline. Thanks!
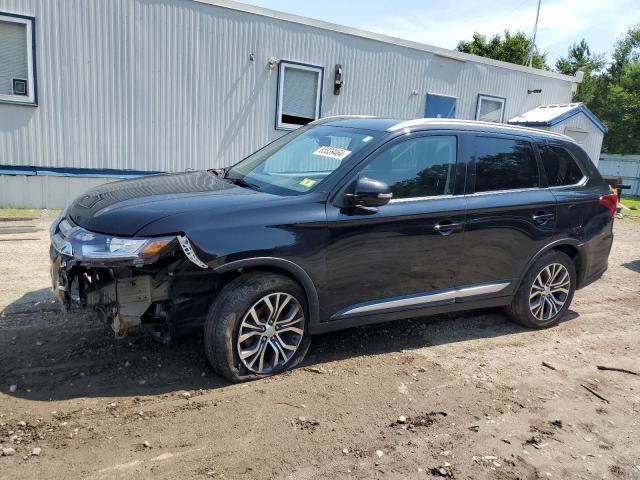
528;0;542;67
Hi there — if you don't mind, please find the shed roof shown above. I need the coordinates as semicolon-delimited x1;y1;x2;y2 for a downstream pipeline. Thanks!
195;0;580;83
508;103;608;133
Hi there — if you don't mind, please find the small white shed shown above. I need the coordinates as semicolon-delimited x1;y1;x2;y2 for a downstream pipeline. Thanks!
508;103;607;165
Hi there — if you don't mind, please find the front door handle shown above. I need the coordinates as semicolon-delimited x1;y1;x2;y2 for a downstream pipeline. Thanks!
532;212;555;225
434;220;463;236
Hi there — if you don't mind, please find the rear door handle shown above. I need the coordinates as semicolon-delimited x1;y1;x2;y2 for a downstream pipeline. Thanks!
532;212;555;225
434;220;463;236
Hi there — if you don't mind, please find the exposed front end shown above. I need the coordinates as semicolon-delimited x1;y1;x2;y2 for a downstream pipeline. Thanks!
50;213;217;341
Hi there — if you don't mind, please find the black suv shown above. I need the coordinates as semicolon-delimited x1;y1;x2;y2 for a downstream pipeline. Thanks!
50;117;616;382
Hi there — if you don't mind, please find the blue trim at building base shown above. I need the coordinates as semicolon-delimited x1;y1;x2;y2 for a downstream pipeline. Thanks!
0;165;164;178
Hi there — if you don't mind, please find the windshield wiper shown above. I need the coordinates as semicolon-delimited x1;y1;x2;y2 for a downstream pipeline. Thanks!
227;177;261;191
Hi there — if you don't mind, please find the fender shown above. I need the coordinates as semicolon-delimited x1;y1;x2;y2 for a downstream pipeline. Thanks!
514;238;585;292
213;257;321;328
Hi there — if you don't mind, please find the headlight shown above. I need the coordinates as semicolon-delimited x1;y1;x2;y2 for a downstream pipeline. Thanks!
52;220;174;262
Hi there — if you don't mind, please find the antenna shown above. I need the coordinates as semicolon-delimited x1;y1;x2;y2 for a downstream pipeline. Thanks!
527;0;542;67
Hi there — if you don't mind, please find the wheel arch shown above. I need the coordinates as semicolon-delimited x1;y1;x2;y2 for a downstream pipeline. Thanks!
515;239;585;292
213;257;321;327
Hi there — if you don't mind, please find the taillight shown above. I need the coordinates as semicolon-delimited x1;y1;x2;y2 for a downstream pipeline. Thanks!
599;193;618;218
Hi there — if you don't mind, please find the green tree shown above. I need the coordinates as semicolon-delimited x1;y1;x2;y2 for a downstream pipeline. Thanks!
555;39;605;130
573;26;640;154
555;39;605;75
456;30;549;70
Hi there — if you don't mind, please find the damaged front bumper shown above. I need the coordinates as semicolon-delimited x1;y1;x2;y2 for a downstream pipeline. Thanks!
50;214;215;340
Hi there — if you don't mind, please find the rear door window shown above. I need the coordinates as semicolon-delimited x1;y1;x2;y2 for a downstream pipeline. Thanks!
538;144;585;186
473;137;539;193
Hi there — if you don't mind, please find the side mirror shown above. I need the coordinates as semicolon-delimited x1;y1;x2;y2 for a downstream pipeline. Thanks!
346;177;393;208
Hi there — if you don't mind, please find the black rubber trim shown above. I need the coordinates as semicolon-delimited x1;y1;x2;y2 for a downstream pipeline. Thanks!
514;238;584;292
213;257;321;327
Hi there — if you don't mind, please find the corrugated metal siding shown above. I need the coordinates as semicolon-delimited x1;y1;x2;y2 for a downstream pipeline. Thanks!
0;174;121;208
0;0;575;174
545;112;603;166
598;154;640;197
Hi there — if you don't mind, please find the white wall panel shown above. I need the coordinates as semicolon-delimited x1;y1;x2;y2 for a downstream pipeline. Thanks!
598;155;640;197
546;112;603;165
0;0;576;177
0;174;121;208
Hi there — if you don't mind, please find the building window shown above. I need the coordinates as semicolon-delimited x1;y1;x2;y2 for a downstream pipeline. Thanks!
425;93;457;119
0;12;36;105
276;61;323;130
475;94;505;123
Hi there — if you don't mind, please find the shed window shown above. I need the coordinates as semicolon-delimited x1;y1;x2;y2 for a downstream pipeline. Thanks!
277;62;323;130
0;13;36;105
476;94;505;123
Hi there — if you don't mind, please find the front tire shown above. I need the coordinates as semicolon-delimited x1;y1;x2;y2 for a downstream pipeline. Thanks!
204;272;311;382
505;250;576;329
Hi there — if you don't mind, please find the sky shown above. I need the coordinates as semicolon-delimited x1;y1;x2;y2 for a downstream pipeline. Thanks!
241;0;640;66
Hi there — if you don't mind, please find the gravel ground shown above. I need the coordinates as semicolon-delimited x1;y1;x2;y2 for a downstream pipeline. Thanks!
0;213;639;480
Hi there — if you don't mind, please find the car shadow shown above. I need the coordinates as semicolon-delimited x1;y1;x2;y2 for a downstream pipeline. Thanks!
622;260;640;273
0;288;579;401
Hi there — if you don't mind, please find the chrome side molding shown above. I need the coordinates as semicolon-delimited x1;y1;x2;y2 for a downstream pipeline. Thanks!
333;281;511;319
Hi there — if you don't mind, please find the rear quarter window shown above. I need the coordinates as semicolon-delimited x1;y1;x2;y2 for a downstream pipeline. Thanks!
538;144;585;186
473;137;539;193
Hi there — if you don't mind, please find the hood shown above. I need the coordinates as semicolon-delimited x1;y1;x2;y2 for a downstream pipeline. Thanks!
67;171;267;236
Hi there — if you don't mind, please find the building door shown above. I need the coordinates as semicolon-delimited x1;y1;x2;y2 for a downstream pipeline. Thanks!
425;94;457;118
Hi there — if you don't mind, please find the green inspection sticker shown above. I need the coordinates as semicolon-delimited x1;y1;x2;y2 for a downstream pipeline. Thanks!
299;178;318;188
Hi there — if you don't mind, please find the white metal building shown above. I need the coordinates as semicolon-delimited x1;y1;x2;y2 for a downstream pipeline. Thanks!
508;102;607;165
598;154;640;197
1;0;585;208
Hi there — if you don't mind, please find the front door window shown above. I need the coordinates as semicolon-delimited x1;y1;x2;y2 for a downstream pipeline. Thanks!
361;135;457;199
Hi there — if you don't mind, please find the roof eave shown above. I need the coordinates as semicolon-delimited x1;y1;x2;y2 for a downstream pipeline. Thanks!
194;0;580;83
508;120;552;127
508;104;608;134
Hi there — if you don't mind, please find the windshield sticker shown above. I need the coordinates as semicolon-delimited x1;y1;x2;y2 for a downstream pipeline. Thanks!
299;178;319;188
312;146;352;161
362;136;373;143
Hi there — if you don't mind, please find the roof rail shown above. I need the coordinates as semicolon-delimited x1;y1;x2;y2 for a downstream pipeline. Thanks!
386;118;575;142
312;115;377;124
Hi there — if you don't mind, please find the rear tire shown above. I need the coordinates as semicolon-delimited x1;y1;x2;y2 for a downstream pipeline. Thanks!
204;272;311;382
505;250;576;329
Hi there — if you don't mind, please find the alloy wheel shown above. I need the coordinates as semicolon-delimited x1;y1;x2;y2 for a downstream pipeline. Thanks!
236;292;305;374
529;263;571;321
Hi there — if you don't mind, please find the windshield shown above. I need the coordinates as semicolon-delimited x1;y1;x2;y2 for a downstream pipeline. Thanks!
225;125;381;195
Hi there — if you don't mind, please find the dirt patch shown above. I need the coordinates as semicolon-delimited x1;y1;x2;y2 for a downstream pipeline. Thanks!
390;411;448;431
1;215;640;479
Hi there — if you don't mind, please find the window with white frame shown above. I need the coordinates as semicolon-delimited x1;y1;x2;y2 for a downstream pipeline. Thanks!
475;94;505;123
276;61;323;130
0;13;36;105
